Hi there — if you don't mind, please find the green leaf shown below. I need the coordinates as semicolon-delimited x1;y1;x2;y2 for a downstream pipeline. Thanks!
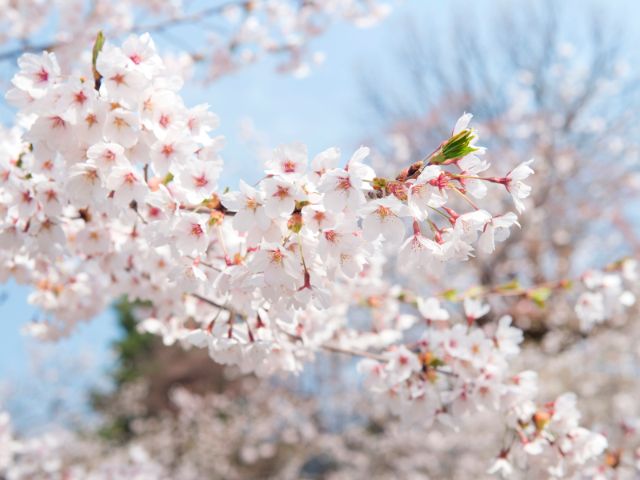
440;129;479;161
528;286;552;308
498;279;521;291
92;31;105;90
442;289;458;302
162;172;174;185
429;357;446;368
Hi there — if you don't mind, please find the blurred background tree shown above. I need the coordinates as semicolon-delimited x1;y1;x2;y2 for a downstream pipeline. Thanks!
360;1;640;342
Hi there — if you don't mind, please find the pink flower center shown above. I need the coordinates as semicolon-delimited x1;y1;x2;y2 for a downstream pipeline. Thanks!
429;173;449;190
337;176;351;191
123;172;137;185
74;90;87;105
158;114;171;128
282;160;297;173
84;169;99;182
376;205;392;218
273;185;290;199
269;249;284;264
85;113;98;127
50;116;66;129
313;211;326;225
37;67;49;83
324;230;337;242
161;144;174;157
245;197;258;211
148;206;161;218
112;116;128;128
104;150;116;163
191;223;204;237
111;73;126;85
193;174;208;188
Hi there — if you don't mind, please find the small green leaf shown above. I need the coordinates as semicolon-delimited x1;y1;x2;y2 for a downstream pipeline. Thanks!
528;286;552;308
498;279;521;291
162;172;174;185
440;129;479;161
92;31;105;90
442;289;458;302
429;356;446;368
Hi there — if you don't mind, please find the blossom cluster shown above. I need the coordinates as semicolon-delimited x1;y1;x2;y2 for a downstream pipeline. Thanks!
3;32;530;357
574;259;637;331
357;298;608;477
3;33;223;336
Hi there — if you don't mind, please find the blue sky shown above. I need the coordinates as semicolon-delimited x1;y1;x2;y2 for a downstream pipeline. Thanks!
0;0;636;431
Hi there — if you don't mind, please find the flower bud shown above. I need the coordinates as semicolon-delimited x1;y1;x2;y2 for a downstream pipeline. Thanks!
431;129;479;164
532;410;551;431
288;212;303;233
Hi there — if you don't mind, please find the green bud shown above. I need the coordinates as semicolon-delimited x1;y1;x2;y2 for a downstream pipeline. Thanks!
432;129;479;164
372;177;388;190
428;356;446;368
287;213;303;233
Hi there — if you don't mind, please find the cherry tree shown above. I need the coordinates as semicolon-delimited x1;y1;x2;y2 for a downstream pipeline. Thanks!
0;2;637;479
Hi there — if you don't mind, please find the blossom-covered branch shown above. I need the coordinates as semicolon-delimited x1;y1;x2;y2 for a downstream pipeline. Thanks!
0;0;392;83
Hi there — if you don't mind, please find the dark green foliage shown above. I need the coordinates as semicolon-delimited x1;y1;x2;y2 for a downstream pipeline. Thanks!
91;297;153;442
111;297;154;386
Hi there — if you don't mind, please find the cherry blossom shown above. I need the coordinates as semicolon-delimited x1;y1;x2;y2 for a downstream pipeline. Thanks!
505;159;535;213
